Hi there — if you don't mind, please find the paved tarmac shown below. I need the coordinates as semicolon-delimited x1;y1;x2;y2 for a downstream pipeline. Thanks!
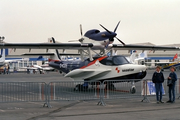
0;70;180;120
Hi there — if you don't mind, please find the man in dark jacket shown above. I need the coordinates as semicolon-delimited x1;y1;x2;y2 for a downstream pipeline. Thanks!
152;66;164;103
167;66;177;103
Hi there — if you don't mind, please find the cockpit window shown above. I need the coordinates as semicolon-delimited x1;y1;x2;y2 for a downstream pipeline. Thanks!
99;56;129;66
113;56;129;65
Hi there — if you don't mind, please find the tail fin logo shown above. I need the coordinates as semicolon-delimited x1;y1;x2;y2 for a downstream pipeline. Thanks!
173;53;178;61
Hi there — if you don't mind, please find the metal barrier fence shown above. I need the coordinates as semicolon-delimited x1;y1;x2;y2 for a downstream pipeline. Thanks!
46;81;102;107
0;79;180;107
97;79;180;105
0;82;48;105
99;79;149;105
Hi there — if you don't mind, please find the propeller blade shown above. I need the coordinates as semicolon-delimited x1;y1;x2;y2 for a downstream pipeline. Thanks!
80;24;83;36
115;37;126;46
114;21;120;32
99;24;112;34
51;37;56;43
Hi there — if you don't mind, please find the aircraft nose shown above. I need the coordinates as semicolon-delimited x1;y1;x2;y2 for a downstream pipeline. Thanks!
140;65;147;71
108;32;117;42
105;32;117;38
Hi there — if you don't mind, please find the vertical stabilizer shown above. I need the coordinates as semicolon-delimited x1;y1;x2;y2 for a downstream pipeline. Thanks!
0;49;5;62
138;51;147;58
48;37;61;61
173;53;178;61
129;50;137;63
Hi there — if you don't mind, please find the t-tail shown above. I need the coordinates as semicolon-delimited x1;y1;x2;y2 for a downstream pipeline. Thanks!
129;50;137;63
138;51;147;59
128;50;147;64
0;49;5;62
48;37;61;62
172;53;178;61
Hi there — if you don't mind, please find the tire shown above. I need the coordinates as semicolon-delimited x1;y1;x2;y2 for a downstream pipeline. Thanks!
130;87;136;94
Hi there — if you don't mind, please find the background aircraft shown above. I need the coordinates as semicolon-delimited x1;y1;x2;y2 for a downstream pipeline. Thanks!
0;49;28;67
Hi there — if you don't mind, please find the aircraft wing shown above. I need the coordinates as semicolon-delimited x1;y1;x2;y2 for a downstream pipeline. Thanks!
0;43;93;49
21;67;38;70
42;67;54;71
22;53;80;56
5;58;29;63
0;43;179;51
109;44;180;51
145;61;178;64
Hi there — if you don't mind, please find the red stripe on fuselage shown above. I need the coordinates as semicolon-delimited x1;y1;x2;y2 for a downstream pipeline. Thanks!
48;58;60;62
80;56;107;69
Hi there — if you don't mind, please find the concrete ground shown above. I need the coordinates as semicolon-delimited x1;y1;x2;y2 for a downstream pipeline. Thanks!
0;97;180;120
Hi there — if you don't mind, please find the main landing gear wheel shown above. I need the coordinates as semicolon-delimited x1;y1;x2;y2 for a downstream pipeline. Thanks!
106;83;116;90
74;84;81;91
130;86;136;94
74;84;88;91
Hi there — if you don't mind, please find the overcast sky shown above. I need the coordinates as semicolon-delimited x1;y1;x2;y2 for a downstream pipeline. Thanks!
0;0;180;45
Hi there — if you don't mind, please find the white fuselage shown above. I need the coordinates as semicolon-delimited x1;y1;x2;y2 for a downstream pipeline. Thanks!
65;59;146;81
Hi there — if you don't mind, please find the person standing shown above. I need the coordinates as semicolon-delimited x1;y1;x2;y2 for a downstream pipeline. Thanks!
7;65;10;74
167;66;177;103
152;66;165;103
3;66;6;74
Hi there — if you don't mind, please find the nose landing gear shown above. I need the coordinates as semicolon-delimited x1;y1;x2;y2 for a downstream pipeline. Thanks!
106;83;116;90
74;83;88;91
130;81;136;94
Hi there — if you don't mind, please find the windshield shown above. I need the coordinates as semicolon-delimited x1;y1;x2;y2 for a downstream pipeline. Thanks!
99;56;129;66
113;56;129;65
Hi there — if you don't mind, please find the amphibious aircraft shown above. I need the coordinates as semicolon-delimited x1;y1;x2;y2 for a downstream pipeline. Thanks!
0;22;180;93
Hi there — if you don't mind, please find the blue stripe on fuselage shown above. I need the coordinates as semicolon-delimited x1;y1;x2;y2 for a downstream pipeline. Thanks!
145;57;174;60
49;59;88;74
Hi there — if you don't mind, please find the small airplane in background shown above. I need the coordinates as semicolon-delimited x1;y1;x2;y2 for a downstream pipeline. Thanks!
21;64;54;74
152;53;180;71
20;56;54;73
0;49;29;67
128;51;180;70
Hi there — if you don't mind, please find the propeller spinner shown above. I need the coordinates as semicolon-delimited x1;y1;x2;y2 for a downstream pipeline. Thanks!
99;21;125;46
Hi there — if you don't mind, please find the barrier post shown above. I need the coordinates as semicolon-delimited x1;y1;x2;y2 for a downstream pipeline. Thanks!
178;78;180;99
43;83;52;108
97;82;105;106
141;80;150;102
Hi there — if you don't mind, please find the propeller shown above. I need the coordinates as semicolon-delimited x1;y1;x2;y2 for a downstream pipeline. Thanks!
115;36;125;46
99;21;126;46
99;24;111;34
68;24;84;43
114;21;120;32
80;24;83;36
